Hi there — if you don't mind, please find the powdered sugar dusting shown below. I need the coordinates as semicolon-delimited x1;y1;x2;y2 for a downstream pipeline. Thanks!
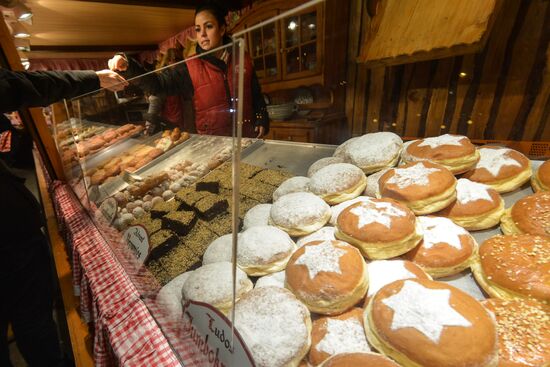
386;162;441;189
476;147;522;177
297;227;336;247
367;260;417;297
456;178;494;204
295;241;347;279
382;280;472;343
419;216;467;250
156;270;194;320
234;287;310;367
417;134;466;149
310;163;365;195
273;177;311;201
364;169;390;198
239;226;296;267
315;318;371;355
255;271;286;289
308;157;345;177
345;132;403;167
330;196;371;225
202;234;236;265
243;204;273;230
270;192;330;229
349;200;406;229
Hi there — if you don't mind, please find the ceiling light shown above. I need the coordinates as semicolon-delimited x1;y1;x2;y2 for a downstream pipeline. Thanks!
288;21;297;30
11;21;29;38
14;38;30;51
13;1;32;21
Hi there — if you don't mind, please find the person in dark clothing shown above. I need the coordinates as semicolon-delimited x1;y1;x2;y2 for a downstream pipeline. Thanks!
0;67;126;367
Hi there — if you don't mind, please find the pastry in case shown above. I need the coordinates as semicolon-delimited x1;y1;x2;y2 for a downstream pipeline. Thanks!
309;163;366;205
500;191;550;236
320;353;400;367
531;159;550;192
270;192;331;236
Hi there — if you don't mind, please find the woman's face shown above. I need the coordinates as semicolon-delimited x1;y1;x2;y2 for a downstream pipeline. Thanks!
195;10;225;51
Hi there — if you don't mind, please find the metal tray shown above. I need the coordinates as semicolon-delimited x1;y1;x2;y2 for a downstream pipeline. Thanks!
133;133;199;175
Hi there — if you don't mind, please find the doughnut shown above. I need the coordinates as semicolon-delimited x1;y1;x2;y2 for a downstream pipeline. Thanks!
285;240;368;315
181;262;253;314
309;163;367;205
273;176;311;202
329;196;371;226
364;260;431;305
270;192;331;236
156;270;194;321
202;233;237;265
500;191;550;236
531;160;550;192
337;132;403;174
364;279;498;367
471;234;550;304
238;225;297;276
255;270;285;289
403;216;477;278
333;136;360;159
242;203;272;230
378;161;457;215
296;227;336;248
234;286;311;367
482;298;549;367
307;156;345;177
400;134;480;174
462;145;532;193
309;308;371;366
436;178;505;231
320;353;400;367
335;198;422;259
363;168;390;198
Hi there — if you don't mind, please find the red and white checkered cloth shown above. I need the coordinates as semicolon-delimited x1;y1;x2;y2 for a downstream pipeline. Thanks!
0;130;11;152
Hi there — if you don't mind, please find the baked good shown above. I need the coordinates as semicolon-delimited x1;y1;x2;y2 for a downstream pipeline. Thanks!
202;233;236;265
238;225;297;276
363;168;390;198
500;191;550;236
234;286;311;367
181;261;252;314
462;145;532;193
255;270;286;289
273;176;311;202
156;270;194;321
531;160;550;192
482;298;549;367
333;137;360;159
337;132;403;174
335;198;422;259
307;156;345;177
309;163;367;205
270;192;331;236
309;308;371;366
379;161;457;215
320;353;400;367
403;216;477;278
329;196;371;226
364;279;498;367
364;260;431;305
436;178;505;231
296;227;336;248
242;203;272;230
285;240;368;315
400;134;480;174
471;234;550;304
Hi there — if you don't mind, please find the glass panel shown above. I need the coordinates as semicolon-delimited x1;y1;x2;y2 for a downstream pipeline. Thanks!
250;28;263;58
284;15;300;48
263;23;277;55
301;11;318;42
286;47;301;74
265;54;278;77
301;42;317;71
253;57;265;78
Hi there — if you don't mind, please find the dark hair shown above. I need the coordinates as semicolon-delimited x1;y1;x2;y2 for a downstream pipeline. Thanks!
195;0;228;27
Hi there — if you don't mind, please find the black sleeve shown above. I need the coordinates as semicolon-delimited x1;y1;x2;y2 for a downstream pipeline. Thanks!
250;70;269;134
0;69;100;113
121;55;194;98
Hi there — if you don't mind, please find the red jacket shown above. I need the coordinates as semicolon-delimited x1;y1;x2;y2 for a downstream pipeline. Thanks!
186;53;255;137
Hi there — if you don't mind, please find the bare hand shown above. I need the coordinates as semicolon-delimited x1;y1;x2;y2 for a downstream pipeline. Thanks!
255;126;266;138
107;55;128;72
95;70;128;92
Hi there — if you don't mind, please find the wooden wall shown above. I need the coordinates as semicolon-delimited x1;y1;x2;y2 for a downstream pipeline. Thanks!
345;0;550;142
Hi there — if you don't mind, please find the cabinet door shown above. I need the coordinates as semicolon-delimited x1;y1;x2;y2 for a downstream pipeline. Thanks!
281;4;323;80
246;11;281;83
271;127;313;143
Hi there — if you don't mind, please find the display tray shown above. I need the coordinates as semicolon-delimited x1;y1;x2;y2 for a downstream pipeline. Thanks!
133;133;198;175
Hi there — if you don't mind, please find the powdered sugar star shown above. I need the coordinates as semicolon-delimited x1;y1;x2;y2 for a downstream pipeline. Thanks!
386;162;440;189
295;241;346;279
417;134;465;149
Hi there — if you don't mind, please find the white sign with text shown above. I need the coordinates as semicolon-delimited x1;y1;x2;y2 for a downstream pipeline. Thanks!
99;197;118;224
123;225;149;264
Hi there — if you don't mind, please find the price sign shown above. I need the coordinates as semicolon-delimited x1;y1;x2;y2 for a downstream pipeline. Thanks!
182;300;255;367
99;197;118;224
123;225;149;264
88;185;100;203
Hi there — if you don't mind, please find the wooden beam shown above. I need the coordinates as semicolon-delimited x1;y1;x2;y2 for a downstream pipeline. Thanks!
31;44;158;52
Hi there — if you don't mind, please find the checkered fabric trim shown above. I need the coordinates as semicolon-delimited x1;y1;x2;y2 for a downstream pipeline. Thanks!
0;130;11;152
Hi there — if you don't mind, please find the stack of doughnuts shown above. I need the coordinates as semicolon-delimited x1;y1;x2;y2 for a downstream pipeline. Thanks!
320;353;400;367
404;216;477;278
335;198;422;259
462;145;532;193
364;279;498;367
273;176;311;201
285;240;368;315
378;161;457;215
437;178;505;231
309;163;366;205
270;192;331;236
471;234;550;304
500;191;550;236
532;160;550;192
400;134;479;174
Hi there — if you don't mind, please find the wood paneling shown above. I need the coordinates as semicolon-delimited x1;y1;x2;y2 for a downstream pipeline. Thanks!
347;0;550;143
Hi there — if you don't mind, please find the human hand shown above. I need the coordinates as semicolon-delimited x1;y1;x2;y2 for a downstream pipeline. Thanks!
255;126;266;138
108;55;128;72
95;70;128;92
145;121;156;135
